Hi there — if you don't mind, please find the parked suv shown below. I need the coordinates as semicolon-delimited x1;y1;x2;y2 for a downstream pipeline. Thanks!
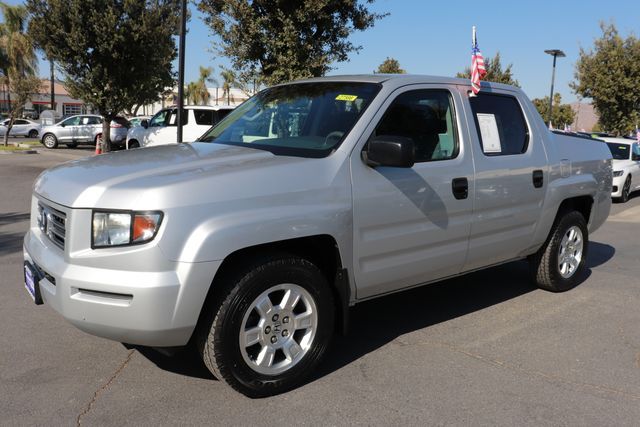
40;115;130;149
126;105;234;149
24;75;611;397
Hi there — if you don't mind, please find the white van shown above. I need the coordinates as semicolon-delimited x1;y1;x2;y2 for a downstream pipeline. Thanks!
126;105;234;149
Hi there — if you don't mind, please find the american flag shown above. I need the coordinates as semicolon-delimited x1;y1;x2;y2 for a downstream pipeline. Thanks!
470;26;487;96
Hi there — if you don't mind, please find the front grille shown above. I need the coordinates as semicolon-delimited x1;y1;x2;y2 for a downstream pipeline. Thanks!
37;202;67;250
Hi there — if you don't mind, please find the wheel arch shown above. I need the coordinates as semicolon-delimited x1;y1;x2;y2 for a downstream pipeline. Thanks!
193;235;351;341
555;195;594;225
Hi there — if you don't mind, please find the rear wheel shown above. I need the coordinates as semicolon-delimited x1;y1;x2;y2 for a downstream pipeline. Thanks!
529;211;588;292
42;133;58;149
28;129;38;138
128;140;140;149
196;255;335;397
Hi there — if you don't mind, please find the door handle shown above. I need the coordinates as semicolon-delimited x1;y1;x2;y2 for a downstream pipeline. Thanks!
452;177;468;200
533;170;544;188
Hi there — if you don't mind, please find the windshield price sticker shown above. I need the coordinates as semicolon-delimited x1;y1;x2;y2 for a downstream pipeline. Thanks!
477;113;502;153
335;94;358;102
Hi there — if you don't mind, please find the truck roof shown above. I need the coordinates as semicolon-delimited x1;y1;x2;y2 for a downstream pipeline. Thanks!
287;74;520;92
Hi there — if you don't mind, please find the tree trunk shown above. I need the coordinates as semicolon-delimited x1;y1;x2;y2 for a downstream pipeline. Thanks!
101;116;112;152
3;116;15;147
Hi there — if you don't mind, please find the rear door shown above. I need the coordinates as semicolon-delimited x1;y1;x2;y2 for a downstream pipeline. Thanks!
351;86;475;299
462;90;549;271
191;109;215;140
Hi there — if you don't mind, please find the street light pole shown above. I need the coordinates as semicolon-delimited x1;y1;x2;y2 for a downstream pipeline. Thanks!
176;0;187;143
544;49;566;129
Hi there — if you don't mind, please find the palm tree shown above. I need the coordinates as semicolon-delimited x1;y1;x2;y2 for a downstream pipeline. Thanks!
220;69;235;105
0;1;40;146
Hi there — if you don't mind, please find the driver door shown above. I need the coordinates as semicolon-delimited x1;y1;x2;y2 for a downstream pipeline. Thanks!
350;86;474;299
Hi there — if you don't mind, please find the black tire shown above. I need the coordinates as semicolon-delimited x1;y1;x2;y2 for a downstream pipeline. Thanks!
620;176;631;203
28;129;39;138
196;255;335;397
529;211;589;292
42;133;58;149
65;143;78;149
128;140;140;149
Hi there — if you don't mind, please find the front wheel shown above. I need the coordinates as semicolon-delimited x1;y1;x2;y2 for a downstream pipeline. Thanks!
127;140;140;149
620;176;631;203
42;133;58;149
196;255;335;397
529;211;588;292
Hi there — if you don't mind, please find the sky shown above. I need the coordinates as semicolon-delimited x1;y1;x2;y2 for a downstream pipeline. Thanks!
6;0;640;104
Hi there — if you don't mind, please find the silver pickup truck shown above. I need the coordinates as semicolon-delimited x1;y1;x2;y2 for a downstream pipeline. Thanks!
23;75;612;397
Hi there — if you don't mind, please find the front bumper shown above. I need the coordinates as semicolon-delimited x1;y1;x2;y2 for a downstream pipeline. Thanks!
611;175;625;197
23;211;221;347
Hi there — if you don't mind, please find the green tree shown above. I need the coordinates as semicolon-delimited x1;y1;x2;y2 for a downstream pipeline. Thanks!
456;51;520;87
198;0;386;86
27;0;181;152
572;23;640;135
0;2;41;147
374;57;405;74
220;68;235;105
532;93;576;129
185;66;217;105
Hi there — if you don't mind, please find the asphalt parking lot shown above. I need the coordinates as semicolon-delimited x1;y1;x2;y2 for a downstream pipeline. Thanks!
1;148;640;426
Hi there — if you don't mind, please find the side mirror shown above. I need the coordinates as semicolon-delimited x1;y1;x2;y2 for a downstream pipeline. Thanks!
141;119;149;129
364;135;415;168
60;123;66;127
633;153;640;161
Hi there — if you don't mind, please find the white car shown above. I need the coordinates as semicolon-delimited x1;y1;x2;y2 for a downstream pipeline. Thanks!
602;137;640;202
0;118;41;138
126;105;234;149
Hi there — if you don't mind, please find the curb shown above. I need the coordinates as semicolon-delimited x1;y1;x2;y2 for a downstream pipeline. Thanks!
0;149;38;155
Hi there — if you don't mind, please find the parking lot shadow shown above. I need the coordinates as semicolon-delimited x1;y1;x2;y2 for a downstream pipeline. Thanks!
132;243;612;387
0;211;30;226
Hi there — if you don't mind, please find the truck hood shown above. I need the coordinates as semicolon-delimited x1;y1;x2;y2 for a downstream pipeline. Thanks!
34;143;313;209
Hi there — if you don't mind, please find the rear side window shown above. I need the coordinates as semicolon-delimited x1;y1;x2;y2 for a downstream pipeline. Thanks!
85;117;102;125
194;109;215;125
373;89;459;162
469;94;529;156
215;109;232;123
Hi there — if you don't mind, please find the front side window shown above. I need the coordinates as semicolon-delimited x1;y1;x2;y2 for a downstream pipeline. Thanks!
372;89;459;162
199;82;381;158
62;116;81;126
149;110;169;127
469;94;529;156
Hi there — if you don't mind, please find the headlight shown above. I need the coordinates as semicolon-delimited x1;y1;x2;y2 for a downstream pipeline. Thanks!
92;211;163;248
613;170;624;177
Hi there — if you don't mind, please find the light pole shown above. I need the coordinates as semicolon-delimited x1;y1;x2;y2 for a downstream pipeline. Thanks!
176;0;187;143
544;49;566;129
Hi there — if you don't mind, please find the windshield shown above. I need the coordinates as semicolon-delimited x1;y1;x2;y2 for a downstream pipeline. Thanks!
606;143;630;160
199;82;381;158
